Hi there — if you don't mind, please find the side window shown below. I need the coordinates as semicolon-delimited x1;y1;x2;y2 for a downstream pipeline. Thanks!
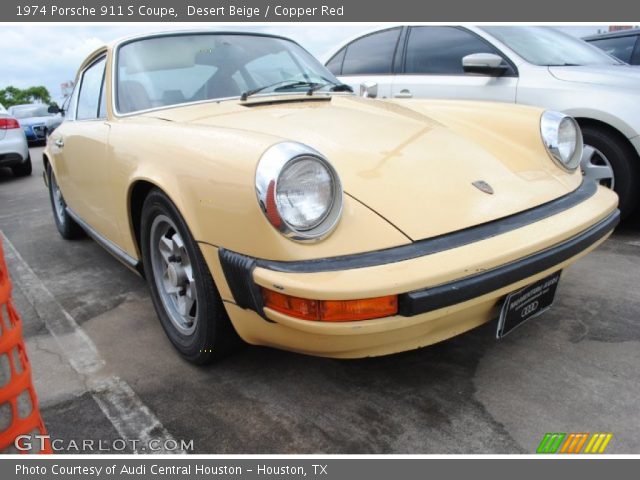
77;57;106;120
326;48;346;75
341;28;401;75
64;83;79;120
404;27;511;75
98;76;107;118
590;36;637;63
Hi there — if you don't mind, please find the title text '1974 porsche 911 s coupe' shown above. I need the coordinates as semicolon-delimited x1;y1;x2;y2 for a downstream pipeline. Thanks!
43;31;619;364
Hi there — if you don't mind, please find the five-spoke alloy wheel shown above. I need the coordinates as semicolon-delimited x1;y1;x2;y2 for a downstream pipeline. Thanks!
141;189;241;364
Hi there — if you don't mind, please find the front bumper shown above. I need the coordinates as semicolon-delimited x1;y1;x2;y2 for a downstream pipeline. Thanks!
203;182;618;358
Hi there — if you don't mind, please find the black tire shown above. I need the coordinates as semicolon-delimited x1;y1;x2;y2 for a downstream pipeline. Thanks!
581;125;640;220
11;154;32;177
140;189;242;364
47;167;85;239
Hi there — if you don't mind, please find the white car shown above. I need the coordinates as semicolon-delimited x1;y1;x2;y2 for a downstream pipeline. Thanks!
325;26;640;218
0;102;31;176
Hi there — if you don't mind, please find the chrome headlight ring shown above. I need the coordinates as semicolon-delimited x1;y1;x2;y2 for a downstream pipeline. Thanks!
255;142;343;242
540;111;583;172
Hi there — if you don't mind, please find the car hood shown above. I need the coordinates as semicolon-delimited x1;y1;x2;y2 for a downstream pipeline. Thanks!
146;96;580;241
548;65;640;89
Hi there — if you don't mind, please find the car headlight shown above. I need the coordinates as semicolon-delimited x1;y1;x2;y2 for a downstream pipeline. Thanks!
540;111;583;171
256;142;343;242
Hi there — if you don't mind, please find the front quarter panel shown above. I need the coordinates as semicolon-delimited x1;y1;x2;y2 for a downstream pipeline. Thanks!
109;118;411;262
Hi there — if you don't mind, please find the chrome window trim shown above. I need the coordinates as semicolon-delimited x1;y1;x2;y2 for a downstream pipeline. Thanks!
75;54;107;122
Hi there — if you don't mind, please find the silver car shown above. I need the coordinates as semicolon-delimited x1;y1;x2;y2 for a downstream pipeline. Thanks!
0;102;31;176
9;103;63;145
325;26;640;218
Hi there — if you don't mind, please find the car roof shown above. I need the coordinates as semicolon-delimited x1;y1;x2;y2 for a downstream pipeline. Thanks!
107;29;302;49
78;29;307;78
584;28;640;41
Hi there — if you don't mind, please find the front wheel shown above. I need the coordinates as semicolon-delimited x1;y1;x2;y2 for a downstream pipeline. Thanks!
581;126;639;220
140;189;242;364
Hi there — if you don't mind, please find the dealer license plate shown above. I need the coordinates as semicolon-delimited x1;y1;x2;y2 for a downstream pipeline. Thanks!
496;271;561;339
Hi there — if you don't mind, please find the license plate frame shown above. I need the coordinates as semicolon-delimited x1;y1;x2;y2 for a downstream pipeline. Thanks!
496;271;562;339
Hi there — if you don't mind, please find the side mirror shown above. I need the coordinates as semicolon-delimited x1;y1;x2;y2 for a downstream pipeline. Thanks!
462;53;508;76
359;81;378;99
47;105;62;114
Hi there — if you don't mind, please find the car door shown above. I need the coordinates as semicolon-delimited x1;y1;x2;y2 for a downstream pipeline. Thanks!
327;27;403;99
391;26;518;102
50;56;118;241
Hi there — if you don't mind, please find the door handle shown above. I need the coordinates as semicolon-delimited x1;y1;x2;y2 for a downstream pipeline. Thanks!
394;89;413;99
55;138;64;148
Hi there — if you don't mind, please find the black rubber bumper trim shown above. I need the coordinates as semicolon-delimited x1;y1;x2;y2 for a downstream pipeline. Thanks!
258;181;597;273
218;248;268;319
397;209;619;316
216;181;615;319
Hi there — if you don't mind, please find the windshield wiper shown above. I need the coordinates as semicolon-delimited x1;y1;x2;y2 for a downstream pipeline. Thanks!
240;80;320;101
241;78;354;100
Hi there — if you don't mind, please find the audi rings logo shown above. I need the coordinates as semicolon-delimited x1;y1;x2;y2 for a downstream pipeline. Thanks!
521;301;539;317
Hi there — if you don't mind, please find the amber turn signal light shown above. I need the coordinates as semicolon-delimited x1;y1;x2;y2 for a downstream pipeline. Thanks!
262;289;398;322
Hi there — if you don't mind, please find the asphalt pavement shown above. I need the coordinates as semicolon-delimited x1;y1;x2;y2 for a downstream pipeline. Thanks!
1;145;639;454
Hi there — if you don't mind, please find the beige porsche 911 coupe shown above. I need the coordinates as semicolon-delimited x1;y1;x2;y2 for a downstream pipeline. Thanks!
44;31;619;364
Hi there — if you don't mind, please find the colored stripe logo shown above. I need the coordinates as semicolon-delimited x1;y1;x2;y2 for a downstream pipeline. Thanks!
537;432;613;454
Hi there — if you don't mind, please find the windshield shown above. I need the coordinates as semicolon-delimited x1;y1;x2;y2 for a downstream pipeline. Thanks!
10;105;52;119
116;33;340;114
483;26;623;66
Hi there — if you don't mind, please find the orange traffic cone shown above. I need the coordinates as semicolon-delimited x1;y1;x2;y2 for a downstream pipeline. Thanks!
0;238;52;454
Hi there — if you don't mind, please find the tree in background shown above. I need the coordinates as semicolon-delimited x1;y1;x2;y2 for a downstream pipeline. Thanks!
0;86;53;108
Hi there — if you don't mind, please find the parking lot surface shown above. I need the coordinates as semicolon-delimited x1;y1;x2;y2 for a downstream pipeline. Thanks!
1;146;639;454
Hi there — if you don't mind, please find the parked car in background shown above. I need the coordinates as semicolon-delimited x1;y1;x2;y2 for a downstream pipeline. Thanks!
44;31;618;364
585;28;640;65
8;103;63;144
325;26;640;218
0;103;31;176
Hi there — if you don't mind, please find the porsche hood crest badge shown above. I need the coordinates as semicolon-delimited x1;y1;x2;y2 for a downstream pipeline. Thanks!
472;180;494;195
